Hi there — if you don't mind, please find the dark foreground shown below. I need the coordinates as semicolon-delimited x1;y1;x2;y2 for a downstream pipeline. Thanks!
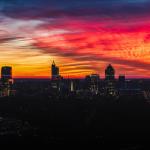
0;95;150;149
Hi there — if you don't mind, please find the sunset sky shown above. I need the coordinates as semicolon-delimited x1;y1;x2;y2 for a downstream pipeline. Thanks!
0;0;150;78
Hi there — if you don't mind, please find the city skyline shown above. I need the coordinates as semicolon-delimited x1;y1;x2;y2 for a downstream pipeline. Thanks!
0;0;150;78
0;62;149;79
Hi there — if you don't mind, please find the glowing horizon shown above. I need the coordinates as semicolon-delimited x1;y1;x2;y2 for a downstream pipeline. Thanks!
0;0;150;78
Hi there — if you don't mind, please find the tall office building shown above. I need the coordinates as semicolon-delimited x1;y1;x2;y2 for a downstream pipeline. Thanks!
105;64;115;81
118;74;126;89
0;66;14;97
51;61;63;92
51;61;59;80
1;66;13;84
85;74;100;94
105;64;117;97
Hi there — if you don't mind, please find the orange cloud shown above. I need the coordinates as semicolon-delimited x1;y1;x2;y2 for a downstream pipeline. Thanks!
0;16;150;78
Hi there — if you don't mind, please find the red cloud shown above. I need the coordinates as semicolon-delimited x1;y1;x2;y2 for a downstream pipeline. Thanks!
31;17;150;77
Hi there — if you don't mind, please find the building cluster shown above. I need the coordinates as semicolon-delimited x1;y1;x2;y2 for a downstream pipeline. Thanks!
0;62;146;100
0;66;15;97
50;61;128;98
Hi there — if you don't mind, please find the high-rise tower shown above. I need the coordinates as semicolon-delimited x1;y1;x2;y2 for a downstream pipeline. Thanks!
105;64;115;81
104;64;117;97
51;61;59;80
85;74;100;94
0;66;14;97
1;66;12;84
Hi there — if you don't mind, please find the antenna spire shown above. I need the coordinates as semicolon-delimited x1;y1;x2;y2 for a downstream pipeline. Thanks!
52;60;55;65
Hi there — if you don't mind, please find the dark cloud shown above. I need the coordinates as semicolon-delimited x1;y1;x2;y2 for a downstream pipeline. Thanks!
1;0;150;20
0;37;20;44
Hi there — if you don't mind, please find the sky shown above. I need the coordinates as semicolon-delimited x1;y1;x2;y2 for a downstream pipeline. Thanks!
0;0;150;78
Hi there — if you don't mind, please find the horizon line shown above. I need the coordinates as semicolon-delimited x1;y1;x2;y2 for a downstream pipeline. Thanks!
7;76;150;80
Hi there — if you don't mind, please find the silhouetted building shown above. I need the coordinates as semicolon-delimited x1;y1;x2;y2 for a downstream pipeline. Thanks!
119;74;125;82
1;66;13;84
118;74;126;89
51;61;59;80
51;61;64;92
104;64;117;97
0;66;14;97
85;74;100;94
105;64;115;81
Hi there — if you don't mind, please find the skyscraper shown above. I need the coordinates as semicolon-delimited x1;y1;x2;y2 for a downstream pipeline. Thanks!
104;64;117;97
85;74;100;94
0;66;13;97
1;66;12;84
51;61;59;80
105;64;115;81
118;74;126;89
51;61;63;92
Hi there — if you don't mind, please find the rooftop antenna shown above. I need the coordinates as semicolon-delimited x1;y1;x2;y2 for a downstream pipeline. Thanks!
52;60;55;65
